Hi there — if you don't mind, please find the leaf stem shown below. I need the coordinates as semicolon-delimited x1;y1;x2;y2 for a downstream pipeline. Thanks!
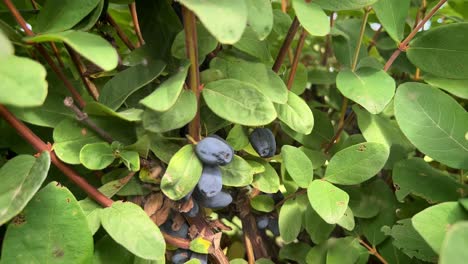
358;238;388;264
65;45;100;101
383;0;447;71
351;7;371;72
272;17;300;73
182;7;201;142
286;29;308;91
50;42;65;69
106;13;136;50
129;2;145;47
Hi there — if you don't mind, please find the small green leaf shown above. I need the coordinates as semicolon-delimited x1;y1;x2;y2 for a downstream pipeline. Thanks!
85;102;143;122
1;182;93;263
0;30;13;57
0;56;47;107
251;160;280;194
372;0;410;42
99;60;166;110
303;206;335;244
171;23;218;60
0;152;50;225
233;27;272;62
142;89;197;133
314;0;378;10
100;201;165;261
26;31;118;71
250;195;275;213
189;237;211;254
336;207;355;231
220;155;254;187
412;202;468;253
160;145;203;200
326;237;368;264
119;150;140;172
279;197;305;243
307;180;349;224
440;222;468;264
324;142;389;185
275;91;314;135
226;124;250;151
140;64;189;112
202;79;277;126
281;145;314;188
394;83;468;169
425;75;468;100
292;0;329;36
177;0;247;44
336;68;395;114
245;0;273;40
80;142;115;170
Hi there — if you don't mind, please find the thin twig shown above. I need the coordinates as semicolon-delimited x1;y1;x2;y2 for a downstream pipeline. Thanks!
65;45;100;100
367;25;382;52
129;2;144;47
323;112;355;154
182;7;201;142
321;13;336;66
50;42;65;69
272;17;300;73
107;13;136;50
286;29;308;90
281;0;288;13
359;238;388;264
275;189;307;209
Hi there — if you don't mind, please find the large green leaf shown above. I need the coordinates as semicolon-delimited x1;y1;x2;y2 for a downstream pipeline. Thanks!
99;60;166;110
281;145;314;188
177;0;247;44
314;0;378;10
407;23;468;79
275;91;314;135
412;202;468;253
372;0;410;42
326;237;367;264
160;145;203;200
100;201;165;261
324;142;389;185
0;56;47;107
142;89;197;133
303;206;335;244
79;142;115;170
0;152;50;226
140;64;189;112
336;68;395;114
26;31;118;71
1;182;93;263
440;222;468;264
424;75;468;100
292;0;329;36
35;0;100;32
279;198;304;243
233;27;272;62
211;57;288;104
394;83;468;169
393;158;465;203
307;180;349;224
220;155;254;187
245;0;273;40
202;79;277;126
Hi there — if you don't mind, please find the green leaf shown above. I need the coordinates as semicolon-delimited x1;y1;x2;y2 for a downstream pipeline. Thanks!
177;0;247;44
292;0;330;36
0;152;50;225
251;160;280;194
99;60;166;110
300;147;327;170
393;158;465;203
381;219;437;262
307;180;349;224
372;0;410;42
412;202;468;253
220;155;254;187
160;145;203;200
140;64;189;112
119;150;140;172
336;207;355;231
202;79;277;126
80;142;115;170
171;23;218;60
342;185;379;219
35;0;100;32
100;201;165;261
211;57;288;104
407;23;468;79
226;124;250;151
245;0;273;40
279;242;311;264
279;196;306;243
84;102;143;122
189;237;211;254
233;27;272;62
394;82;468;169
26;31;118;71
0;56;47;107
440;222;468;264
281;145;314;188
288;63;308;95
326;237;368;264
142;89;197;133
250;195;275;213
0;30;13;58
101;169;146;196
53;119;103;164
424;75;468;100
314;0;378;10
336;68;396;114
1;182;93;263
304;206;335;244
324;142;389;185
275;91;314;135
93;235;134;264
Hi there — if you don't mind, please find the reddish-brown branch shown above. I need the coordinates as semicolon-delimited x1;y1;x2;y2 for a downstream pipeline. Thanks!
272;17;300;73
183;7;201;142
324;112;355;153
287;29;308;90
281;0;287;13
162;233;191;249
0;105;113;207
367;25;382;52
107;13;136;50
359;239;388;264
65;45;100;101
50;42;65;69
129;2;145;47
321;13;336;66
383;0;447;71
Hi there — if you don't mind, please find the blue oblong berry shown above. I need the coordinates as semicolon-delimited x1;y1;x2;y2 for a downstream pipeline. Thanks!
197;165;223;198
195;136;234;166
249;128;276;158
